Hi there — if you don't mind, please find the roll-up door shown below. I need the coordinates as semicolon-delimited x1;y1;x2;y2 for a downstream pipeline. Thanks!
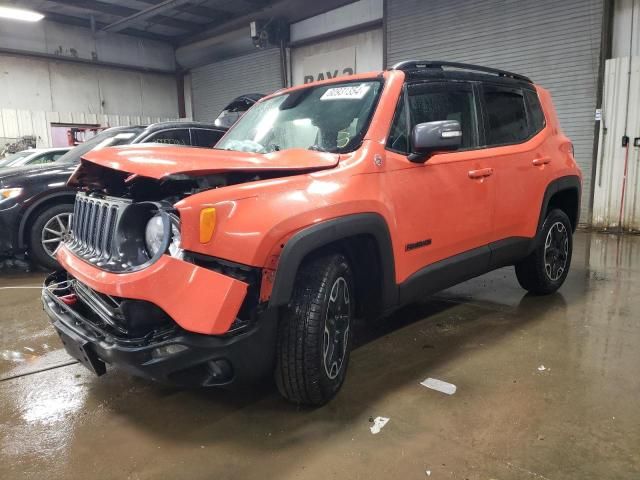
191;48;283;123
386;0;604;224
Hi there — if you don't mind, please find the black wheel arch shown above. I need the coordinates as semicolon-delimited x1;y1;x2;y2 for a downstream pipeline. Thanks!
268;213;398;313
18;192;77;250
537;175;581;233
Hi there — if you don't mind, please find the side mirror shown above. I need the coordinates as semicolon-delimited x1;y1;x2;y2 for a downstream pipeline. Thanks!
408;120;462;163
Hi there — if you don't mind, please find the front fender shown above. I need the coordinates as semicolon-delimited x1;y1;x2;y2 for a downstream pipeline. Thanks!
268;212;398;310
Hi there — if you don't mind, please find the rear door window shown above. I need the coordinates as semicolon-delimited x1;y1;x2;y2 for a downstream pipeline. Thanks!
146;129;190;146
483;85;529;145
191;128;224;148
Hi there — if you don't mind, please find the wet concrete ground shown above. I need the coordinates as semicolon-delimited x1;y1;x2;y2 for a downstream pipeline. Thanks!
1;231;639;479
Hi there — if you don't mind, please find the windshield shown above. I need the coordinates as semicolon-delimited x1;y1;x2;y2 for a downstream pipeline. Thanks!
217;81;382;154
56;127;145;164
0;150;31;168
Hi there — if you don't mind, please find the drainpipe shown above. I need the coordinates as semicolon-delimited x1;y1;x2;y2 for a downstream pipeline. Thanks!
618;0;636;231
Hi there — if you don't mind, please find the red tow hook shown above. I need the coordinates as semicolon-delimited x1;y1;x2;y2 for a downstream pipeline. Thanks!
59;294;78;306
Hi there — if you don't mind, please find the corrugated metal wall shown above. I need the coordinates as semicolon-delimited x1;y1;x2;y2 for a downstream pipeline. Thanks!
191;49;283;123
593;57;640;231
386;0;604;224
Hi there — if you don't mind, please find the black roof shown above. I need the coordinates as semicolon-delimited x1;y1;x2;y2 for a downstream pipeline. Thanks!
390;60;533;87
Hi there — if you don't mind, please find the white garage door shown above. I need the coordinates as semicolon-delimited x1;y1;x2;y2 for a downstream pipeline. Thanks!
191;48;283;123
386;0;604;224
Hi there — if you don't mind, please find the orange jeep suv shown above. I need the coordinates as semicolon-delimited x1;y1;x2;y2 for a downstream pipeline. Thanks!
43;61;581;406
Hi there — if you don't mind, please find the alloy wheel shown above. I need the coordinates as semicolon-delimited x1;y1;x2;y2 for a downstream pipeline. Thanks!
543;221;569;281
323;276;351;380
41;213;73;260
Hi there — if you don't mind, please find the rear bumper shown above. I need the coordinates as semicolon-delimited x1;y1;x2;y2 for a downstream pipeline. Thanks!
56;245;248;335
42;279;277;387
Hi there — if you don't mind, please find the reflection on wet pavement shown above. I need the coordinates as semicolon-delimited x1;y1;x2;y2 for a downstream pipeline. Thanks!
0;232;639;479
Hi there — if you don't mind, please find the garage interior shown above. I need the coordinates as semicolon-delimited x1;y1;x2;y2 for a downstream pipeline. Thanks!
1;1;639;479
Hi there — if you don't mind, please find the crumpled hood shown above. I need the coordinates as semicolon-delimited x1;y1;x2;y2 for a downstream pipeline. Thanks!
81;144;339;179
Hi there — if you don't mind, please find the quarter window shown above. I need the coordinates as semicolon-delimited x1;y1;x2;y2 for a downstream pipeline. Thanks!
524;89;545;135
483;86;529;145
387;91;409;153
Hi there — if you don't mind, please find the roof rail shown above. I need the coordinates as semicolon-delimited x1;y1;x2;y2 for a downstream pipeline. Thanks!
390;60;532;83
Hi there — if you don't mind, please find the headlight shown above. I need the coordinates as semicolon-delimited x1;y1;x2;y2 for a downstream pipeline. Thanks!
168;215;183;260
144;213;183;260
0;187;23;202
144;214;165;258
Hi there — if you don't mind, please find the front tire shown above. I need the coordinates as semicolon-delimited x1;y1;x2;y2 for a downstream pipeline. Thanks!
276;253;354;406
515;209;573;295
28;203;74;271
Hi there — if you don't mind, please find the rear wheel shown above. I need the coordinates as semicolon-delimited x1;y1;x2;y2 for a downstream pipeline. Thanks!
515;209;572;295
276;252;354;406
28;203;73;271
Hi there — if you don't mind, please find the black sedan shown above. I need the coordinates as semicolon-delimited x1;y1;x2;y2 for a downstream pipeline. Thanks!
0;121;226;270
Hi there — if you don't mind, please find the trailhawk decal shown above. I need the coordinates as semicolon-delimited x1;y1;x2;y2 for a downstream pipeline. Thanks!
405;239;432;252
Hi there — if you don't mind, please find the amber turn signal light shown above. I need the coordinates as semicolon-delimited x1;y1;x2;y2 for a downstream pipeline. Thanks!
199;207;216;243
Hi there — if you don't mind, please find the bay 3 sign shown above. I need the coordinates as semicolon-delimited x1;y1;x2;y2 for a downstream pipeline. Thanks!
302;46;356;84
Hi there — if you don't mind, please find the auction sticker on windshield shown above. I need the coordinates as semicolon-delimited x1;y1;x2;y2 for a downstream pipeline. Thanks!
320;84;371;101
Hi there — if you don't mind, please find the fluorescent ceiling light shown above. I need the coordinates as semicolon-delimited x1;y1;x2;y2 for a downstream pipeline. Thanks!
0;6;44;22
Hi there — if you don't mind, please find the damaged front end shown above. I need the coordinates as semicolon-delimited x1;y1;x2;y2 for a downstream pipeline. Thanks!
43;271;277;386
42;152;316;385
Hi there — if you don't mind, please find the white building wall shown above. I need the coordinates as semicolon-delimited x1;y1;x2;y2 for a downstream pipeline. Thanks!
612;0;640;58
290;29;383;86
592;56;640;232
0;18;178;148
0;53;178;117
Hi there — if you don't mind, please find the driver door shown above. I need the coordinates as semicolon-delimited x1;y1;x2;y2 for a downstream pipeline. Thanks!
384;81;495;294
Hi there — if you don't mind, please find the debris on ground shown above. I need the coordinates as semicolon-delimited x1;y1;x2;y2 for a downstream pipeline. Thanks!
538;365;547;371
369;416;390;434
420;377;457;395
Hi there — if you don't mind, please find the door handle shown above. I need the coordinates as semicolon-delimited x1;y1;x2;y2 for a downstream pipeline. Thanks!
468;168;493;179
532;157;551;166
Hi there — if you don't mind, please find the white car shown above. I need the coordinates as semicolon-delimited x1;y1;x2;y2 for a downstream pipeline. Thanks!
0;147;72;169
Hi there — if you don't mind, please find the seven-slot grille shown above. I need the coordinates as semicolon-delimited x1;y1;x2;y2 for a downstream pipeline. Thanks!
68;194;123;263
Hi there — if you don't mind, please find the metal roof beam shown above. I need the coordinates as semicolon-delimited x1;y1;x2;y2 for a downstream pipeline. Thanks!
102;0;196;33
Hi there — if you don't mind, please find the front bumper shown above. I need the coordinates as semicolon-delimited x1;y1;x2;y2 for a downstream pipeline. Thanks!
56;245;248;335
42;276;277;387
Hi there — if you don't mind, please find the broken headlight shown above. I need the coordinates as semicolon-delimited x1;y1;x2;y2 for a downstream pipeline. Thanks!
144;213;183;260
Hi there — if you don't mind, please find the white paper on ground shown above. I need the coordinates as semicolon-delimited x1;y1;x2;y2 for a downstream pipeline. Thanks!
420;377;457;395
370;416;390;434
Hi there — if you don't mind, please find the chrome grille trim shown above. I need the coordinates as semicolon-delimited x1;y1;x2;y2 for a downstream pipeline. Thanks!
68;193;129;266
